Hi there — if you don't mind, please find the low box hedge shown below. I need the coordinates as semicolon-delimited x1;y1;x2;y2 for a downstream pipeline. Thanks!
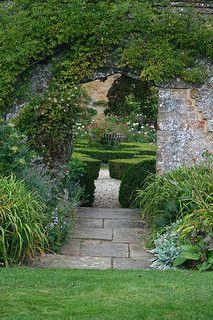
72;152;101;206
74;148;140;163
121;142;156;156
109;156;153;180
119;157;156;208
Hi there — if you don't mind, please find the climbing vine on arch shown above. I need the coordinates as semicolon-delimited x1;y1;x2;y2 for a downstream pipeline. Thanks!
0;0;212;114
0;0;212;165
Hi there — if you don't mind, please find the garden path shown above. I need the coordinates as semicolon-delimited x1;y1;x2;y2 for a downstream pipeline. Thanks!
38;207;152;269
93;167;120;208
38;167;151;269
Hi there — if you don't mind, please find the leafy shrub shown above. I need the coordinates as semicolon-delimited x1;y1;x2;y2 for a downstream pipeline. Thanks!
149;223;181;270
15;85;88;168
0;121;35;176
138;163;213;229
0;1;211;115
74;148;139;163
119;157;156;208
109;157;149;180
72;153;101;206
150;210;213;271
105;75;158;126
0;175;47;267
18;160;84;253
174;209;213;271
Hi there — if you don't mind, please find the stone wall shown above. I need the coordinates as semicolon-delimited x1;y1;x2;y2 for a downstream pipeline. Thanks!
157;79;213;173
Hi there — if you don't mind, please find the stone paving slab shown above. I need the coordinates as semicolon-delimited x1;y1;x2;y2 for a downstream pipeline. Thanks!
80;240;129;258
61;239;81;256
37;207;151;270
38;254;111;269
76;218;103;228
113;228;143;242
113;258;151;270
71;227;113;241
104;218;144;229
129;242;153;260
77;207;141;219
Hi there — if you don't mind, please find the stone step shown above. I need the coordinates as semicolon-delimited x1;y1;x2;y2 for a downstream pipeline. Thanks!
77;207;141;219
38;254;112;269
37;254;152;270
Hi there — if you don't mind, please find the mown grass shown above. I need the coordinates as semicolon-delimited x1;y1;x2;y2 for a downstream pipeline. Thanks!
0;268;212;320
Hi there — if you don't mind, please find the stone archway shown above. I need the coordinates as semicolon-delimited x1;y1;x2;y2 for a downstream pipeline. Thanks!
5;59;213;174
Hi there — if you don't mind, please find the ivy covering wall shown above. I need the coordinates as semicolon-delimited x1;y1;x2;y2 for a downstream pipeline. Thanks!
0;0;212;115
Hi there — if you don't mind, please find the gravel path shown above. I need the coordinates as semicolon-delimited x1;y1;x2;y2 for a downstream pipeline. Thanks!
93;168;121;208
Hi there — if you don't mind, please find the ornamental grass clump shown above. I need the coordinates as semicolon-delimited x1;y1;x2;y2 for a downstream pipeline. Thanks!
138;162;213;228
0;175;47;267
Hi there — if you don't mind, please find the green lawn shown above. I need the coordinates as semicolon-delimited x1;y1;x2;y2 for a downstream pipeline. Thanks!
0;268;212;320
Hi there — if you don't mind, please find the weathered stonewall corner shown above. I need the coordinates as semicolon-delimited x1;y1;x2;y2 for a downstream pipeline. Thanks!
157;77;213;173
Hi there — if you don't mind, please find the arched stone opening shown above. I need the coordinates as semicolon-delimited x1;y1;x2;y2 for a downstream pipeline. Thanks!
5;60;213;174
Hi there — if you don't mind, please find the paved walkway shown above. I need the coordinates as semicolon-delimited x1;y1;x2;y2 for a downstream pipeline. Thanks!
93;168;120;208
38;207;152;269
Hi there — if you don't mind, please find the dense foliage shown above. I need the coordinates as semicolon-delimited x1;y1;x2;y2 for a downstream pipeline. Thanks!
0;0;212;115
72;152;101;206
109;156;152;180
0;175;47;266
119;157;156;208
15;85;88;167
0;120;35;175
138;163;213;228
138;162;213;270
106;75;158;126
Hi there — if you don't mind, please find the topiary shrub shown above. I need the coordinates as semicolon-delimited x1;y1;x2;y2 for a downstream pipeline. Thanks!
74;148;140;163
109;157;152;180
119;157;156;208
72;152;101;206
0;175;47;267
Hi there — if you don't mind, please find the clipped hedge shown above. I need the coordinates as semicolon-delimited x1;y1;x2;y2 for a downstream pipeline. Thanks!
72;152;101;206
109;156;153;180
119;157;156;208
74;148;140;163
